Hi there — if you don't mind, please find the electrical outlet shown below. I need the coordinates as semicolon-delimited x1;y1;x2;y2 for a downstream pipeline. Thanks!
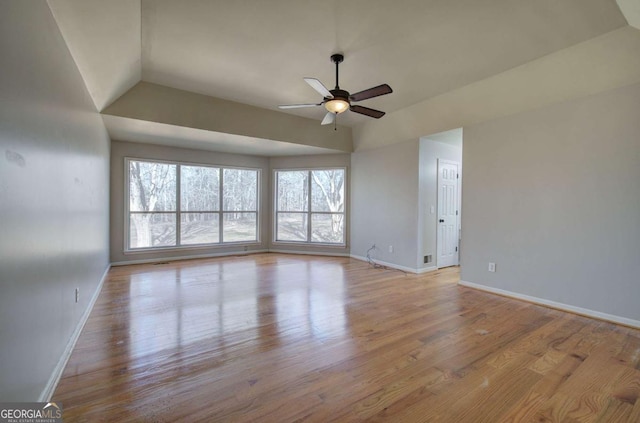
488;262;496;272
388;245;394;253
75;288;79;303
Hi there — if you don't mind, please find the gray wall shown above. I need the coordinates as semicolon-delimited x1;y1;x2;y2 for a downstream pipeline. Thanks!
461;82;640;322
110;141;270;264
0;1;110;401
418;138;462;270
351;140;420;270
269;154;351;255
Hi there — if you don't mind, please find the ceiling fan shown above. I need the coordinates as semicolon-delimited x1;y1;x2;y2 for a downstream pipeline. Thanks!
278;54;393;126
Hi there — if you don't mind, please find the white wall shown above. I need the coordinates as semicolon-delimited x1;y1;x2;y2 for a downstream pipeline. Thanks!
350;140;420;271
461;82;640;323
110;141;270;264
269;154;351;256
418;138;462;270
0;2;110;400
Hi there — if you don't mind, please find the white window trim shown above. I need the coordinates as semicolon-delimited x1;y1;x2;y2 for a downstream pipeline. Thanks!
272;167;347;247
124;157;261;253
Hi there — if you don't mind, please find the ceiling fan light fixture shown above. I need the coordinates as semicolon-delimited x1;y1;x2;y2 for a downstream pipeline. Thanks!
325;98;349;114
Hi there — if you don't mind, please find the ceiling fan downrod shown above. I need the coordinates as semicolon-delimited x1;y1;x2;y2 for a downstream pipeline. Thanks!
331;53;344;90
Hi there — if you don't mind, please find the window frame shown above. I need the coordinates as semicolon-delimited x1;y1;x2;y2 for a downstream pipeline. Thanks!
124;157;261;253
273;167;347;246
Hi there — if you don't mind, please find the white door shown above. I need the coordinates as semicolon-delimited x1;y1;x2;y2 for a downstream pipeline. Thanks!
437;160;460;268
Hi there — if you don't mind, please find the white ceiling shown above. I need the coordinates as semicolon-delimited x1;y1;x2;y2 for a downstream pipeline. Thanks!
48;0;640;155
140;0;627;126
48;0;141;111
617;0;640;28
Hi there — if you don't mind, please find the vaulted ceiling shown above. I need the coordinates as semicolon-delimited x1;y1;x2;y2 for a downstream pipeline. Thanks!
48;0;640;155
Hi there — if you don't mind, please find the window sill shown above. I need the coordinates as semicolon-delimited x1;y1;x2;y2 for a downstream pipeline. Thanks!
271;241;347;249
124;241;262;255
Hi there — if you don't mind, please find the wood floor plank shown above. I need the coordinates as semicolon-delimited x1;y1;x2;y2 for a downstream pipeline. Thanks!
615;333;640;369
629;394;640;423
52;253;640;422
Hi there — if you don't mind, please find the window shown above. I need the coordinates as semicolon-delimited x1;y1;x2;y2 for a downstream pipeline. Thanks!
275;169;345;244
129;161;177;248
222;168;258;242
127;159;259;250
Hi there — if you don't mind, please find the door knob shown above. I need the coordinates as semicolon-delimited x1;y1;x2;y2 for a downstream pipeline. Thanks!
439;219;445;223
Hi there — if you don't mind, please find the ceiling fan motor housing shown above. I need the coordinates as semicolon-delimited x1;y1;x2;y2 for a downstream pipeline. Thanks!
328;89;350;102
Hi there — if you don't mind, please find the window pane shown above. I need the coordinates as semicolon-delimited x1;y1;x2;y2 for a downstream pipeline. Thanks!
311;169;345;212
129;161;176;211
181;166;219;211
223;169;258;211
181;213;219;245
311;213;344;244
223;212;257;242
276;212;308;241
276;171;308;212
130;213;176;248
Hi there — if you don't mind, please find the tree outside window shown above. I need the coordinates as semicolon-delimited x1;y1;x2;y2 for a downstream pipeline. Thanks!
275;169;345;244
129;161;177;248
127;159;259;250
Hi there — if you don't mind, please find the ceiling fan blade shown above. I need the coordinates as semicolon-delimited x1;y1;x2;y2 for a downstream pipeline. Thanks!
349;84;393;102
278;103;322;109
350;105;386;119
304;77;334;98
321;111;335;125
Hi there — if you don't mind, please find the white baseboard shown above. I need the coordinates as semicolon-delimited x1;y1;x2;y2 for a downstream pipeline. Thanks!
350;254;419;274
459;280;640;329
111;249;270;266
39;264;111;402
417;266;438;274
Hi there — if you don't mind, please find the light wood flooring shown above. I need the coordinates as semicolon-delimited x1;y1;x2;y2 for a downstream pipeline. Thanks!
54;253;640;422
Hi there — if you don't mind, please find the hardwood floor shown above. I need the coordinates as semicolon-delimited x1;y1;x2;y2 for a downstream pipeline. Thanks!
53;253;640;422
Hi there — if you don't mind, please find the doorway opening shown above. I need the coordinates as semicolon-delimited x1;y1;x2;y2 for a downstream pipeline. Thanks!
418;128;462;270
